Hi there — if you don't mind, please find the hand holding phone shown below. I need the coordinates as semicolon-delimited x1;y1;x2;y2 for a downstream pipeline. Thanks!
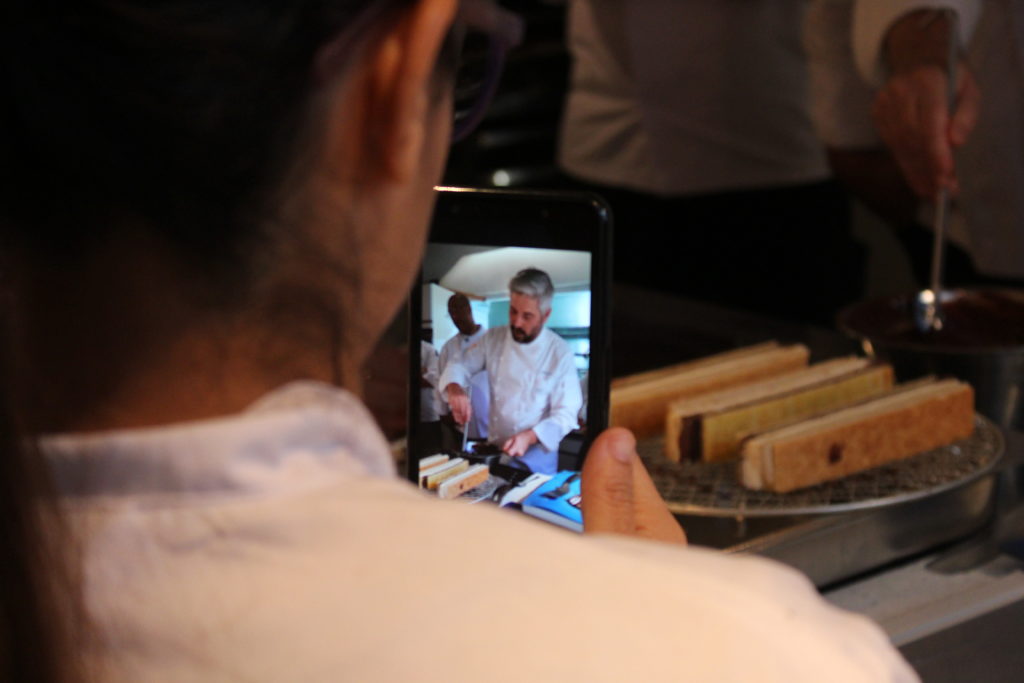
581;428;687;544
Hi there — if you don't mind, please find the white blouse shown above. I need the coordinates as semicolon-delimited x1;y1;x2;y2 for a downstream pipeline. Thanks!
43;381;916;682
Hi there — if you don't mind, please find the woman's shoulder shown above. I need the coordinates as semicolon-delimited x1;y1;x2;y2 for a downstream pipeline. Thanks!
88;475;914;682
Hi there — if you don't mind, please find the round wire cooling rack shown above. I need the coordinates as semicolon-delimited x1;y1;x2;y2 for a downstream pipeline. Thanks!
637;414;1004;517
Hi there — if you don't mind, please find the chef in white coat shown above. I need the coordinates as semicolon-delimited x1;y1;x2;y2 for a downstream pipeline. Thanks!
441;268;583;474
438;293;489;440
420;340;441;423
557;0;864;325
418;340;443;454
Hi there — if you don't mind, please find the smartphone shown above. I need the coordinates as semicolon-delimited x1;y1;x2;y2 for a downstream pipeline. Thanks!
407;187;612;530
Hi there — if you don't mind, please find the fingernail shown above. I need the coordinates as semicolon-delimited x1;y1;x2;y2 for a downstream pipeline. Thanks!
612;437;632;464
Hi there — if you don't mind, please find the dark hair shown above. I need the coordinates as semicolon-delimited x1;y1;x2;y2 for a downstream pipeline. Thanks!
0;345;84;682
0;1;418;680
1;0;412;268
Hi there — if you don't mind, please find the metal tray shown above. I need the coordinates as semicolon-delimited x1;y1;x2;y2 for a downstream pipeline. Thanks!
639;415;1006;587
639;415;1004;517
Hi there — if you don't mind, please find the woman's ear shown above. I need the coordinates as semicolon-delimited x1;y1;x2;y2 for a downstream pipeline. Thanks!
355;0;458;183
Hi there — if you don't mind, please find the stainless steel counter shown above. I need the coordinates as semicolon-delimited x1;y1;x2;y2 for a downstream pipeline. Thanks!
826;553;1024;647
897;593;1024;682
821;429;1024;680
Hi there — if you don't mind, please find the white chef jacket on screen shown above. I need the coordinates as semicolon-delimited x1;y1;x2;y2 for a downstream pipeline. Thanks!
420;340;441;422
41;381;917;682
439;325;582;452
812;0;1024;278
438;325;489;439
559;0;829;196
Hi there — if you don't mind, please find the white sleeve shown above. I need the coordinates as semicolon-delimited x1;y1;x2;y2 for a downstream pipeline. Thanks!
531;349;584;452
438;335;486;400
420;342;439;389
437;338;454;377
805;0;881;148
853;0;982;87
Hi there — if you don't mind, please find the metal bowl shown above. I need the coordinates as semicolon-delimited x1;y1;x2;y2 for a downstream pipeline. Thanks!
837;288;1024;429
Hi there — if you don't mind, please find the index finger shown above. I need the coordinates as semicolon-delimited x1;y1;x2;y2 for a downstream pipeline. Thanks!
454;399;471;424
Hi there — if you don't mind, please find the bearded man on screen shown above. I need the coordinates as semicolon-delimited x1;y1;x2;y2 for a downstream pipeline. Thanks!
441;268;583;474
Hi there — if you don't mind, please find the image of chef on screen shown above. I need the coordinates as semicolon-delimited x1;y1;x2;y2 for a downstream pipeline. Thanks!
438;293;490;441
440;268;583;474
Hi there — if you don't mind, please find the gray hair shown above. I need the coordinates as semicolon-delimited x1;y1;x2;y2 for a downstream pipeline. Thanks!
509;268;554;313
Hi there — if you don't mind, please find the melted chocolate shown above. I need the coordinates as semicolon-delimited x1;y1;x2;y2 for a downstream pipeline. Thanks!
840;289;1024;349
678;417;702;462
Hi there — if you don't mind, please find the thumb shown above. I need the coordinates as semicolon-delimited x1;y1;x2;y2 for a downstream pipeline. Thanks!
581;428;637;535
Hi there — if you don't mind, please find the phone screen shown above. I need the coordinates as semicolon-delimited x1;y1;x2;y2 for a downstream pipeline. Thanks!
407;188;611;531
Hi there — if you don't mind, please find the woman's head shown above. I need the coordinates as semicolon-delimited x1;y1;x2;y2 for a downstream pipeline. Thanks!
2;0;458;278
0;4;464;679
0;0;461;429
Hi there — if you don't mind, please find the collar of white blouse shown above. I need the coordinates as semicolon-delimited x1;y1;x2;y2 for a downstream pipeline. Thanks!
40;380;395;500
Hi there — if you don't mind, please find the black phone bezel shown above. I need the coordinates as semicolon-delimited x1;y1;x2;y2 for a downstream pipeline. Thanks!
406;186;613;483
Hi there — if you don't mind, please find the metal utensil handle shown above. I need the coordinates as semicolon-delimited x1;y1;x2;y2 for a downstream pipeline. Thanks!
461;384;473;452
929;9;959;295
930;188;950;294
